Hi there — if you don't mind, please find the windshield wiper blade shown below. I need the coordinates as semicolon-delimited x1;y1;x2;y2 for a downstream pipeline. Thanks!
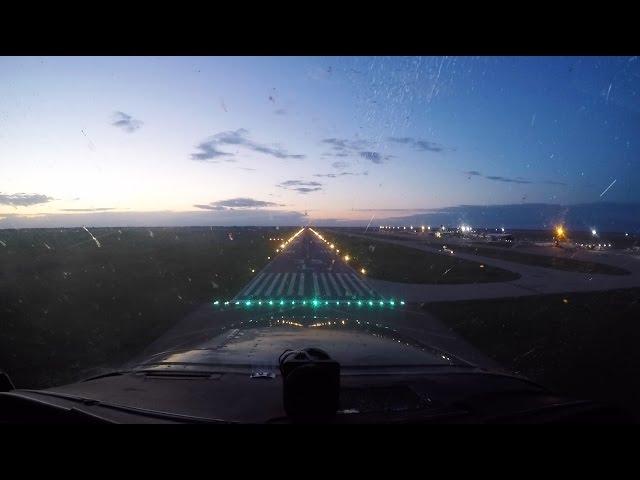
80;370;129;382
19;390;237;424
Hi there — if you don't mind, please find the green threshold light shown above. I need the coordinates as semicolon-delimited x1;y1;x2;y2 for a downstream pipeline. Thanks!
220;298;398;308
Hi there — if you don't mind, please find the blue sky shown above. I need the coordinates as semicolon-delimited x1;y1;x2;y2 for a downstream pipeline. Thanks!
1;56;639;228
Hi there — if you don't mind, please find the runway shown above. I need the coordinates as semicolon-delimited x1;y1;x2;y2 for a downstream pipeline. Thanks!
234;228;381;301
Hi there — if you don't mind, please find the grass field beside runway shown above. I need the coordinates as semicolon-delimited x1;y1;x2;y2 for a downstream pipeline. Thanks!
424;287;640;420
0;226;294;389
321;230;521;284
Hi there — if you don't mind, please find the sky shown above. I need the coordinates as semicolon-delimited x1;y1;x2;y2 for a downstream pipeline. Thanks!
1;56;639;229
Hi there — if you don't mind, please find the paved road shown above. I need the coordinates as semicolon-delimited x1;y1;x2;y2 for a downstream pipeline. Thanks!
234;228;381;301
334;230;640;303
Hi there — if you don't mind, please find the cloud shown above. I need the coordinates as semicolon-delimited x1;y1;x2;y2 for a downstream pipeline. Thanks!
331;161;350;169
359;151;392;164
193;204;226;210
387;136;446;152
321;138;395;164
274;108;287;115
0;192;54;207
111;111;143;133
321;137;394;165
191;129;305;163
277;180;322;188
313;171;368;178
191;142;235;162
195;197;283;210
485;175;532;184
322;138;372;153
277;180;323;194
465;170;567;186
293;187;322;194
59;208;117;212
